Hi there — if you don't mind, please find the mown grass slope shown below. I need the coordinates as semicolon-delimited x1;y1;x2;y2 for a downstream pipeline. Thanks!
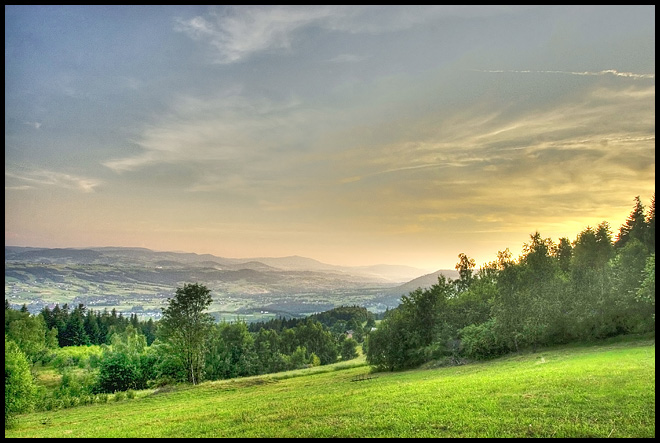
6;337;655;438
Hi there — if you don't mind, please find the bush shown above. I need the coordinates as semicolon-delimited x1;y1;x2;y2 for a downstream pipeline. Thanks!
50;345;104;370
459;319;508;360
5;337;37;427
340;338;359;361
309;353;321;367
97;351;139;393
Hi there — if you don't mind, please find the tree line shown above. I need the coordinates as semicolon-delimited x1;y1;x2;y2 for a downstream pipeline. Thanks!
366;195;655;370
5;285;366;424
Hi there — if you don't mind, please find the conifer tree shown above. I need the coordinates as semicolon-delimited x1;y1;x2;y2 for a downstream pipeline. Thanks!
615;196;647;249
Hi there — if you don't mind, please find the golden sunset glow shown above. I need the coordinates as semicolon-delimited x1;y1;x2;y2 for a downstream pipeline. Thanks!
5;6;655;271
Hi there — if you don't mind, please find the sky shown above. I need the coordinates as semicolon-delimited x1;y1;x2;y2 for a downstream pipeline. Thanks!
5;5;655;271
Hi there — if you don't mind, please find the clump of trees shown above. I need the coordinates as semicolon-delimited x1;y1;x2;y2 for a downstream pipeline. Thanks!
367;194;655;371
5;286;365;423
38;303;157;347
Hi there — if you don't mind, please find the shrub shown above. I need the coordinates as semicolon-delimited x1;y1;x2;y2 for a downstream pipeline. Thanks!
54;367;98;399
5;337;37;427
459;319;508;360
309;353;321;367
340;338;359;361
50;345;104;370
97;351;139;393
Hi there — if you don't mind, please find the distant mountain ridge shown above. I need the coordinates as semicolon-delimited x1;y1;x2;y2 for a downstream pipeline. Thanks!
375;269;461;306
5;246;459;317
5;246;431;284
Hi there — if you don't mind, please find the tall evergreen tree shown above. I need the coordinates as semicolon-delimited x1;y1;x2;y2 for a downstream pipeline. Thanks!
52;304;69;347
644;193;655;253
554;237;573;274
84;310;102;345
63;304;90;346
615;196;647;249
595;221;615;264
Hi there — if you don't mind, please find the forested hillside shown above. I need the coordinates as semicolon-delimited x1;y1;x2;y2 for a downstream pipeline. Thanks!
367;195;655;370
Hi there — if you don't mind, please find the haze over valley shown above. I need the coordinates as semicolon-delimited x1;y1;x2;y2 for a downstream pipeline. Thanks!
5;246;458;321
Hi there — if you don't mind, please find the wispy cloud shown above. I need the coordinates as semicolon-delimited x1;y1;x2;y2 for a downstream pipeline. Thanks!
322;81;654;232
175;6;530;64
175;6;339;64
5;169;101;193
471;69;655;79
102;90;322;196
24;121;42;129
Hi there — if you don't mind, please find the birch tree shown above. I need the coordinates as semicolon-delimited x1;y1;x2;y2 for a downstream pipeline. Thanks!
159;283;214;385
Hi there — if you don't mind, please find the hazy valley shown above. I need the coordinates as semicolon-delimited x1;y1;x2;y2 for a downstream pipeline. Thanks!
5;246;458;321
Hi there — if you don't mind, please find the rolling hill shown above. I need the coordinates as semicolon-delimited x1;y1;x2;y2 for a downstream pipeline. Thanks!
4;337;655;438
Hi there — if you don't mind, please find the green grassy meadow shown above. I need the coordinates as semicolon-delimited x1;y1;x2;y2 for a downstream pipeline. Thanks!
6;338;655;438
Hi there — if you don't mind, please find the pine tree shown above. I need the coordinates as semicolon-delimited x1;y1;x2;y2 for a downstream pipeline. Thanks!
63;304;90;346
615;196;647;249
645;193;655;253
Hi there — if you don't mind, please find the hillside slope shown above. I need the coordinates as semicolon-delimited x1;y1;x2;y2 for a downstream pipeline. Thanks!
5;338;654;438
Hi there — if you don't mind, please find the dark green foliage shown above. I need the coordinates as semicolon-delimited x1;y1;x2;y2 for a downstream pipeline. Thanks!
340;337;359;361
294;319;338;365
615;196;647;249
310;305;370;327
554;237;573;274
38;303;155;348
141;318;158;345
97;326;155;393
61;304;90;347
158;283;215;384
644;194;655;253
445;266;495;331
97;350;139;393
454;253;476;293
366;308;410;371
253;328;288;374
368;195;655;371
636;254;655;322
459;319;507;360
248;305;370;334
84;310;102;345
247;315;301;333
609;239;654;333
205;321;259;380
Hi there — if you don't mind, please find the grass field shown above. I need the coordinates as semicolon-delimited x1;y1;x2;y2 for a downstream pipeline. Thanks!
5;337;655;438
